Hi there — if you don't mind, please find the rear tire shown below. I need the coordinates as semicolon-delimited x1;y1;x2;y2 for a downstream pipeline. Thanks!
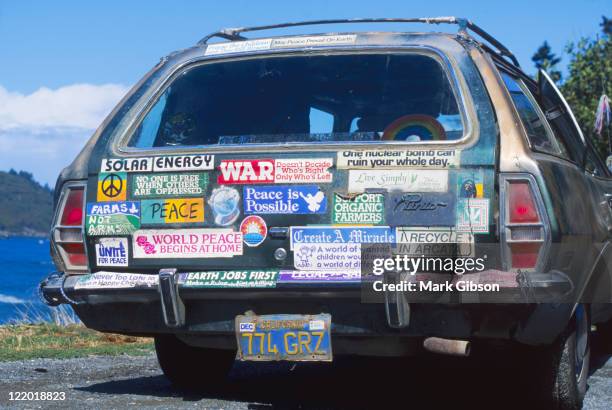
154;334;236;390
531;305;590;410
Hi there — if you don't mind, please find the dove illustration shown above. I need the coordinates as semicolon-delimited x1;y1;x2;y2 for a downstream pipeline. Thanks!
299;191;325;212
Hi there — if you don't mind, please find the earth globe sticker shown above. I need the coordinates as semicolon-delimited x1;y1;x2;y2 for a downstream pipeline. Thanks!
209;187;240;226
240;215;267;247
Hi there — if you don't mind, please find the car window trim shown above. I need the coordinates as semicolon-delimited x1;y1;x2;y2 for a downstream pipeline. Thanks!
497;68;581;167
114;46;478;155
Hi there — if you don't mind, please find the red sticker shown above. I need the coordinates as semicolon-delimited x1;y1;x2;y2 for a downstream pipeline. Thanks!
218;160;275;184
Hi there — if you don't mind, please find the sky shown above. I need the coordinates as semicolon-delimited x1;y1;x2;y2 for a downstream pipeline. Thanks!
0;0;609;185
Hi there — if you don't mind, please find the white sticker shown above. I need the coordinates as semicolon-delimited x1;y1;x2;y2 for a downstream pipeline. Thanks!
101;155;214;173
152;155;214;172
74;272;157;290
395;228;474;244
309;320;325;331
271;34;357;48
239;322;255;333
101;158;153;173
456;199;490;233
132;229;243;258
95;238;129;267
293;243;361;271
274;158;333;183
205;39;273;56
347;170;448;193
337;149;460;169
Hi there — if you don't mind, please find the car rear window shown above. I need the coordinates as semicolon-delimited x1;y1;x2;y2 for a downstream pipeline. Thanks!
127;53;465;148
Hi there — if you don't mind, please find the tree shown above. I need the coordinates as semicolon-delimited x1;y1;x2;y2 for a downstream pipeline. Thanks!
561;17;612;158
601;16;612;36
532;41;562;83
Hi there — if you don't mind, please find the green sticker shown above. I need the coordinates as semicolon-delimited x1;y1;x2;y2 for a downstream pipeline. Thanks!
131;173;209;198
332;193;385;225
179;270;278;288
86;214;140;236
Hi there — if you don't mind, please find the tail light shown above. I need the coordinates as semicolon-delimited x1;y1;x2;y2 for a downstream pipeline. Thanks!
52;183;88;272
500;174;550;272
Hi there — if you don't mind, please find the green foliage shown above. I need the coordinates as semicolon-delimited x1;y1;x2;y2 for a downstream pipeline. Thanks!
532;41;562;83
561;31;611;158
0;171;53;236
0;324;153;361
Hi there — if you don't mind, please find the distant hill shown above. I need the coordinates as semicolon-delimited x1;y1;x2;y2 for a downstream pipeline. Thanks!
0;170;54;237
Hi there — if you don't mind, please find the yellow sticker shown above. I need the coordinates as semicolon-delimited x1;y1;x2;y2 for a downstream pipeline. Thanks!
97;172;127;202
141;198;205;224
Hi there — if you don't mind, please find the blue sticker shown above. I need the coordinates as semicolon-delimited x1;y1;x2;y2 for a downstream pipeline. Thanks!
289;226;395;250
243;185;326;214
385;192;456;227
209;186;240;226
86;201;140;216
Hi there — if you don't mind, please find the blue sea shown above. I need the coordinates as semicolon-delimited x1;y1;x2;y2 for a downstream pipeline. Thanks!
0;237;56;324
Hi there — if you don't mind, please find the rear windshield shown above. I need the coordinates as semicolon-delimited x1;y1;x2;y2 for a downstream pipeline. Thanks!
127;52;465;148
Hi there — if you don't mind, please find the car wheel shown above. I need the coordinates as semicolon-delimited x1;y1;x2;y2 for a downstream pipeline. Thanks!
154;334;236;390
536;305;591;410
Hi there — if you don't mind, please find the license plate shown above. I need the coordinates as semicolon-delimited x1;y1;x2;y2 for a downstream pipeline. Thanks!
235;314;332;361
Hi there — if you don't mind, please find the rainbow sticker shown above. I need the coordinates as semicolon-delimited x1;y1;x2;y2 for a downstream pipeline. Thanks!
382;115;446;141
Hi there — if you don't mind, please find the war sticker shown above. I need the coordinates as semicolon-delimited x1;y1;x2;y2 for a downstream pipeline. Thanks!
218;159;274;184
178;270;278;288
209;186;241;226
347;170;448;193
141;198;204;224
218;158;333;184
337;149;460;169
74;272;157;290
243;185;326;214
385;192;456;227
86;201;140;236
332;193;384;225
97;172;127;202
132;229;243;258
95;238;129;267
293;243;361;271
240;215;267;247
457;170;485;198
456;199;490;233
131;173;208;198
274;158;333;183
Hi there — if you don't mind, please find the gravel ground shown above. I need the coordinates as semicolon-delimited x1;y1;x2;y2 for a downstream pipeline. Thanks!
0;347;610;409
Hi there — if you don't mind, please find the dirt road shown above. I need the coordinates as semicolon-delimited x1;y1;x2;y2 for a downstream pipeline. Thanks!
1;348;610;409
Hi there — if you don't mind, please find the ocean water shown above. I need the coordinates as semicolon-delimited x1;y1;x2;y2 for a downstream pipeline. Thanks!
0;237;56;324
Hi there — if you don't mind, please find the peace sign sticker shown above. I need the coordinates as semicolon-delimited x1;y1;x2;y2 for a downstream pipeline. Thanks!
97;172;127;201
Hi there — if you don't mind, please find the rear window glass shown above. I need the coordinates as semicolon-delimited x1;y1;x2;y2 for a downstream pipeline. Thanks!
128;53;465;148
501;72;569;158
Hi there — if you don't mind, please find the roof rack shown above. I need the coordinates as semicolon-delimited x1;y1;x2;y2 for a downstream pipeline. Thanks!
197;17;520;68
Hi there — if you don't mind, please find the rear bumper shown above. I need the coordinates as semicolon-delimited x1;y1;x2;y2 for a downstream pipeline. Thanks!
40;270;575;348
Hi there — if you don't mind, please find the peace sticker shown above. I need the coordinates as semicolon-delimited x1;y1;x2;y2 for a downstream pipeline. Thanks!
97;172;127;202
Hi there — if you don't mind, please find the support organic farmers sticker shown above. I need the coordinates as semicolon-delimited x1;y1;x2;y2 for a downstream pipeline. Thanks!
332;193;384;225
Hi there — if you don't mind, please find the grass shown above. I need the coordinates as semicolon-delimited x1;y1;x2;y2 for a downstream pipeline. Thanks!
0;323;154;361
